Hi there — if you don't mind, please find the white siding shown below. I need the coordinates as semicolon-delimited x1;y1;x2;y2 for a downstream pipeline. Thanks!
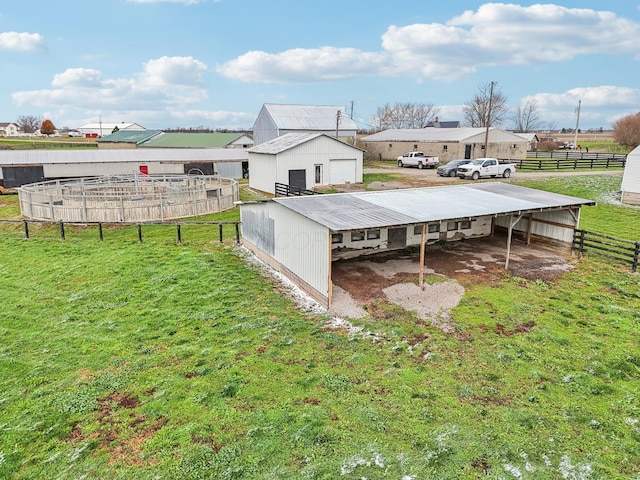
494;210;579;243
329;159;357;184
248;153;278;194
252;106;278;145
621;146;640;205
240;202;330;303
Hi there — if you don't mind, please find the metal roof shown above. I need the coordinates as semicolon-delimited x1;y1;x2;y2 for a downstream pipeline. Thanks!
248;132;363;155
138;132;248;148
0;148;248;165
261;104;358;132
360;127;526;143
98;130;163;144
273;183;595;231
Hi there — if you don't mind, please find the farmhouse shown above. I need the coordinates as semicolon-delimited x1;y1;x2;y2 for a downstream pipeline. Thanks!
248;133;363;195
253;104;357;145
621;145;640;206
240;183;595;307
359;127;528;163
0;122;20;137
0;148;249;188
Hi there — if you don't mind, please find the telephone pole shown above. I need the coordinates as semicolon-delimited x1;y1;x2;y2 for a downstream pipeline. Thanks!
483;81;496;154
573;100;581;150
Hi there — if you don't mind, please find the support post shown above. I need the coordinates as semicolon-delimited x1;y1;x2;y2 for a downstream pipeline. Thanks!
419;224;426;290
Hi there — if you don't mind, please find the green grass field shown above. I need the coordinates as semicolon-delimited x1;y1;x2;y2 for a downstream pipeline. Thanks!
0;175;639;479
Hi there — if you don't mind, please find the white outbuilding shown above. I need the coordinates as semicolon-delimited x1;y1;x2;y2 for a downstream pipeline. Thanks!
621;145;640;206
239;183;595;307
252;104;357;145
248;132;363;195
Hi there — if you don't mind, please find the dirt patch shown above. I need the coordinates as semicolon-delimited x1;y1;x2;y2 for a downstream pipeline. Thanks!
330;236;576;325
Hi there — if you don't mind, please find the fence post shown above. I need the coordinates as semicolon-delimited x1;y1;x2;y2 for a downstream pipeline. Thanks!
177;224;182;244
138;224;143;243
633;242;639;273
219;223;223;243
235;222;240;244
99;223;103;241
23;220;29;240
59;221;65;241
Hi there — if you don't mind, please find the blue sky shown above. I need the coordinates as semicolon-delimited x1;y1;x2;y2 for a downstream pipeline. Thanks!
2;1;640;131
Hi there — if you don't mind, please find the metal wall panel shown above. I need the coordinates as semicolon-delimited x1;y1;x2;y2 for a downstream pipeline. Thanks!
621;146;640;203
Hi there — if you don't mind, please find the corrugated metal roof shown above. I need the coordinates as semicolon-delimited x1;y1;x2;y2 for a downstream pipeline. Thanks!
360;127;525;143
0;148;248;165
273;183;595;231
248;132;326;154
138;132;246;148
263;104;358;131
98;130;163;143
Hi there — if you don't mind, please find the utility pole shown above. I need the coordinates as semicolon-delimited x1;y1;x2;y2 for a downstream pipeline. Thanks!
336;110;341;138
349;101;354;119
483;81;496;154
573;100;581;150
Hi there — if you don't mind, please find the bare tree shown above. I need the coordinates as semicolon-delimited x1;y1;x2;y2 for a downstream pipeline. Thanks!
511;99;544;132
17;115;42;134
371;102;439;130
612;112;640;148
462;82;509;128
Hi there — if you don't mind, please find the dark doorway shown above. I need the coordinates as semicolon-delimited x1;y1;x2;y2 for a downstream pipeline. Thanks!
388;227;407;249
288;169;306;190
184;162;214;175
2;166;44;188
464;145;472;159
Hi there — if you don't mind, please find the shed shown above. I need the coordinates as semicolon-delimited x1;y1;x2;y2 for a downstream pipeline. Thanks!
359;127;528;163
253;104;357;145
621;145;640;206
248;133;363;195
239;183;595;307
0;148;249;188
78;122;146;137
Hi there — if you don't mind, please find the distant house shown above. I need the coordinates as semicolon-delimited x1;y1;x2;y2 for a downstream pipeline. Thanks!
514;132;539;151
248;133;363;195
252;104;357;145
77;122;146;138
621;145;640;206
0;123;20;137
425;118;460;128
359;127;528;162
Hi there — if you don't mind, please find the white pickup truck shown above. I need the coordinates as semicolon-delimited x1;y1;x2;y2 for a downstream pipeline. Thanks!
456;157;516;180
397;151;439;169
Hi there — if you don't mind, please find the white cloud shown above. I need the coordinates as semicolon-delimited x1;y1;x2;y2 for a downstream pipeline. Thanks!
217;47;390;83
219;4;640;84
13;56;208;109
0;32;44;52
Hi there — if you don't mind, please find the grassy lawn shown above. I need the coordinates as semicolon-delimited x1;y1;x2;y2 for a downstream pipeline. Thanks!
0;176;639;479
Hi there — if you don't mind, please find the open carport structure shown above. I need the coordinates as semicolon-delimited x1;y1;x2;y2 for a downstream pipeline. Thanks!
239;183;595;307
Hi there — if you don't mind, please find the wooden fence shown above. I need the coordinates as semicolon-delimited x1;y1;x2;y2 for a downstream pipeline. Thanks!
274;182;319;197
514;155;626;171
573;229;639;272
0;219;241;244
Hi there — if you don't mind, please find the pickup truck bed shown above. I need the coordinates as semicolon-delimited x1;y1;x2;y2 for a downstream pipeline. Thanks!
457;158;516;180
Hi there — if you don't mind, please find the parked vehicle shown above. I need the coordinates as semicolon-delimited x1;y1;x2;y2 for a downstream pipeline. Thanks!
456;158;516;180
67;130;84;138
397;151;439;169
437;159;472;177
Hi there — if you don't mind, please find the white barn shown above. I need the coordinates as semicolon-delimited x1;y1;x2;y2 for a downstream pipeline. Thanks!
621;146;640;206
252;104;357;145
248;133;363;195
78;122;146;138
240;183;595;307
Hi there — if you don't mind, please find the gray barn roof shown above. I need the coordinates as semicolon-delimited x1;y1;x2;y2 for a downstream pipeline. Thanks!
248;132;363;155
0;148;248;165
360;127;525;143
261;103;358;132
273;183;595;231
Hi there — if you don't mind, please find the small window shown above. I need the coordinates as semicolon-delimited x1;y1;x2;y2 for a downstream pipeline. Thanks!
351;231;365;242
413;144;418;150
460;220;472;230
388;143;393;149
428;224;440;233
332;233;343;244
314;164;322;184
442;145;448;151
481;145;486;150
447;221;459;231
413;225;424;235
367;229;380;240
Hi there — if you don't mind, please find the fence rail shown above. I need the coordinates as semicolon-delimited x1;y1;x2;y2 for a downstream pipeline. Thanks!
274;183;319;197
0;218;241;244
515;155;626;171
573;229;639;272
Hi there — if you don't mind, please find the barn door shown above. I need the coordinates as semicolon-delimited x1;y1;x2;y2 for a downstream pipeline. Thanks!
288;169;306;190
464;145;472;159
388;227;407;249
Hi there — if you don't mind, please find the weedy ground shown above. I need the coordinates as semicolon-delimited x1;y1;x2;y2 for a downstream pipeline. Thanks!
0;174;638;479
